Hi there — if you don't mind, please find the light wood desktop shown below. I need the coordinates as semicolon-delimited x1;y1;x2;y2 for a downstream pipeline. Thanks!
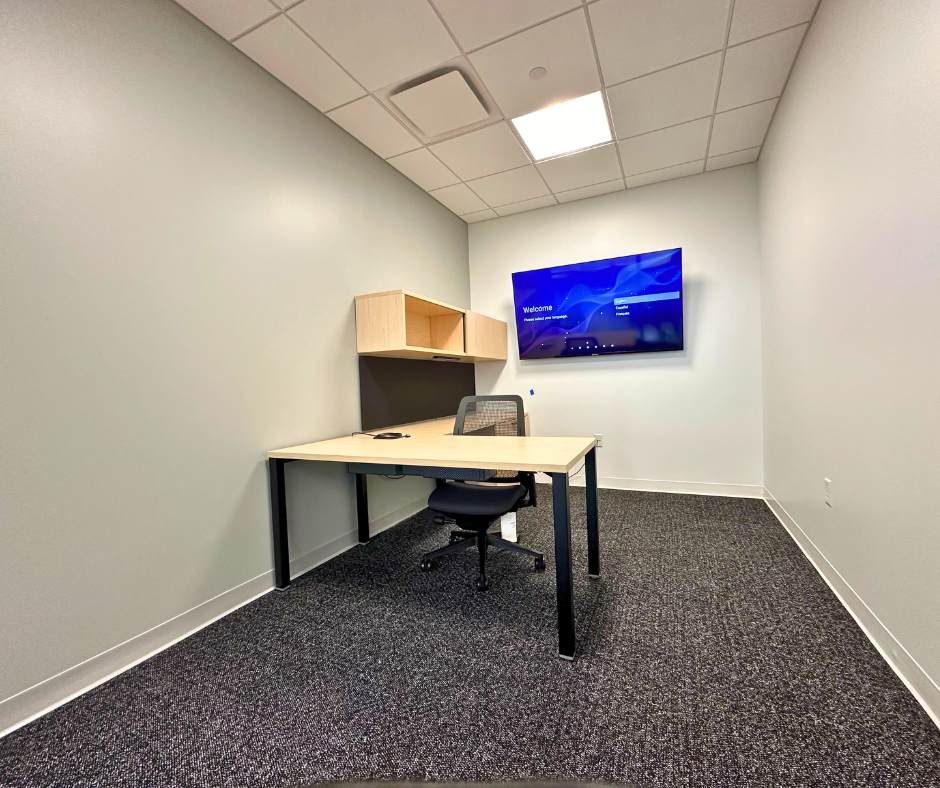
267;424;576;473
267;418;599;660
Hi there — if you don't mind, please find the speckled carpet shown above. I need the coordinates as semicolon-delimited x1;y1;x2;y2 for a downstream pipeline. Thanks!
1;488;939;788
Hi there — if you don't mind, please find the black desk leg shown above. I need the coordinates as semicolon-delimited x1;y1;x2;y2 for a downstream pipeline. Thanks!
552;472;576;660
269;458;290;590
356;473;370;543
585;447;600;578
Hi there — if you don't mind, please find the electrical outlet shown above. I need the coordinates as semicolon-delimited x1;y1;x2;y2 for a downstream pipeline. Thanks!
824;477;833;507
594;433;603;448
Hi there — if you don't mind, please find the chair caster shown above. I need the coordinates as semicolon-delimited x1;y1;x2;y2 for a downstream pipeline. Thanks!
534;555;546;572
433;516;445;525
420;558;437;572
476;574;489;592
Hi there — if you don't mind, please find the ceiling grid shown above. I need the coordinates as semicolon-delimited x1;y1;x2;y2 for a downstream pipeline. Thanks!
426;0;560;213
582;1;629;192
174;0;820;222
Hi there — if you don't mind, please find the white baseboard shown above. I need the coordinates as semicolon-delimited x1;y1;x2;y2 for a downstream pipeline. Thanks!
370;496;429;536
0;570;273;739
289;496;429;579
763;488;940;730
0;496;430;740
535;472;763;499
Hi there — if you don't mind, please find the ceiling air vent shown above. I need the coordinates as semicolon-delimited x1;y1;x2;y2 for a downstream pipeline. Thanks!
390;71;489;137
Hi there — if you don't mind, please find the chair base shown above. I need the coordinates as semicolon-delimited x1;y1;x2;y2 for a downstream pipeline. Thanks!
420;529;545;591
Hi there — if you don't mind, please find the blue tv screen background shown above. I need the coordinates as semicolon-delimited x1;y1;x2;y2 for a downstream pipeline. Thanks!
511;248;684;360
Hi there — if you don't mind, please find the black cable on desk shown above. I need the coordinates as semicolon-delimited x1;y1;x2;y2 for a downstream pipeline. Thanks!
351;431;411;440
350;431;409;478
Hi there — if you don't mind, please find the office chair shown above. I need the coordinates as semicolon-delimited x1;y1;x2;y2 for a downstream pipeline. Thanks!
420;395;544;591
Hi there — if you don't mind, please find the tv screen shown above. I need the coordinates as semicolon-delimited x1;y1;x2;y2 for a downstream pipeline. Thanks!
511;248;683;360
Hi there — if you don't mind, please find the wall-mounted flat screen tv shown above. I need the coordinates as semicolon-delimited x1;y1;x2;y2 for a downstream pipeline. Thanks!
511;248;683;360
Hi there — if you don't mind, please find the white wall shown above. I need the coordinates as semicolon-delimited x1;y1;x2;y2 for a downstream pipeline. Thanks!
0;0;467;720
469;166;763;494
758;0;940;707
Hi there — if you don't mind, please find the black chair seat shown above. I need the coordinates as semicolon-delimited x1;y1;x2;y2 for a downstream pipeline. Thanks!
429;481;526;518
422;395;543;592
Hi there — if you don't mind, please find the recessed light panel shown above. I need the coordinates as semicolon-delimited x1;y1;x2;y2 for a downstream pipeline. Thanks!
511;92;612;161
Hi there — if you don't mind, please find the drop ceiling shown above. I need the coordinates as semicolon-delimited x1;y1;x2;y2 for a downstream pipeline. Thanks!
173;0;818;223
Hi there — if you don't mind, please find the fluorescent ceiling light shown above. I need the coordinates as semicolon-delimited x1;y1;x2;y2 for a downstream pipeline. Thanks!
511;92;612;161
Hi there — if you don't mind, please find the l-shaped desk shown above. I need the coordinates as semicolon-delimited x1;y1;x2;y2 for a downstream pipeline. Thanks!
267;419;599;660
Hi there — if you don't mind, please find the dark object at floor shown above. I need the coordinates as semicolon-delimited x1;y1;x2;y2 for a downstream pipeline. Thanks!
294;783;639;788
422;394;545;594
2;489;939;788
424;480;541;592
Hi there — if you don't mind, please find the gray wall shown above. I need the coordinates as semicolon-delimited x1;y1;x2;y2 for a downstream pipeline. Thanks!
469;166;764;493
0;0;468;704
758;0;940;685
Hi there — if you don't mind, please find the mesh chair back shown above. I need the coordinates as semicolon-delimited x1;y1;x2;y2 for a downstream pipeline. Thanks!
454;396;525;478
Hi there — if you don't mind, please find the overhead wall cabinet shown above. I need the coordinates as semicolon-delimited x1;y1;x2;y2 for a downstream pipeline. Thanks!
355;290;507;362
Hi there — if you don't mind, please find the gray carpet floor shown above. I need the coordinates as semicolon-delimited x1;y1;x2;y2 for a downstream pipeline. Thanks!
2;488;939;788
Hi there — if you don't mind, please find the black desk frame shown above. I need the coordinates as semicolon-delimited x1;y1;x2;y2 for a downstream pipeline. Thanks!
268;447;599;660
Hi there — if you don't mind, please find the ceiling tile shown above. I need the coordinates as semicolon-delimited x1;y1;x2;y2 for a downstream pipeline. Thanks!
468;10;600;119
174;0;277;41
537;144;621;192
429;183;489;214
326;97;421;159
717;25;807;111
729;0;817;45
390;71;489;137
373;57;504;145
235;16;364;112
429;123;531;181
467;165;551;207
555;178;625;203
706;146;761;170
288;0;459;91
386;148;460;190
590;0;731;85
494;195;558;216
432;0;581;51
462;208;499;222
709;98;777;155
607;53;721;139
618;117;710;176
626;160;705;188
